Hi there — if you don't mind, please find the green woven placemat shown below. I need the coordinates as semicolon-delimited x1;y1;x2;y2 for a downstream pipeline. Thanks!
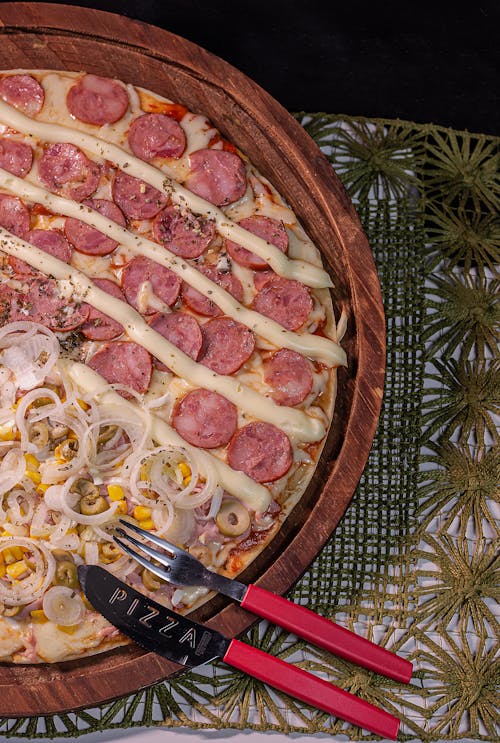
1;116;498;741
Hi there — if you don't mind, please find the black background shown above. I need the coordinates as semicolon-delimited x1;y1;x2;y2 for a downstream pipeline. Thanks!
4;1;500;135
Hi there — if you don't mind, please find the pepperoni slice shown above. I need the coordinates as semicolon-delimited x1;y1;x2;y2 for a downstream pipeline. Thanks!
122;255;181;315
112;170;167;220
149;312;202;372
87;341;152;395
252;275;312;331
152;205;215;259
38;143;100;202
226;215;288;270
173;389;237;449
0;74;44;116
8;277;89;333
253;270;275;292
184;149;247;206
64;198;126;256
81;278;125;341
0;138;33;178
264;349;313;406
181;264;243;317
67;74;129;125
128;113;186;161
0;193;30;238
8;229;73;275
227;421;293;483
199;317;255;375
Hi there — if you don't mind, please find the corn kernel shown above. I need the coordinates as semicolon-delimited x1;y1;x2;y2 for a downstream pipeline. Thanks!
133;505;151;521
107;484;125;501
76;398;90;411
26;470;42;485
115;501;128;515
36;483;50;494
2;546;23;563
66;528;78;535
24;453;40;470
140;464;149;481
178;462;191;478
0;564;5;578
30;609;47;623
57;624;79;634
6;559;29;579
0;424;15;441
139;518;154;530
0;551;3;564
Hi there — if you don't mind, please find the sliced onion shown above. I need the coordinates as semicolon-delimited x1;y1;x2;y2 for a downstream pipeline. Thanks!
30;501;50;538
0;367;16;408
151;503;175;536
0;322;59;391
82;407;151;474
6;488;35;525
106;554;138;578
48;511;76;544
42;585;85;626
15;387;64;454
44;478;118;526
0;448;26;496
38;413;88;484
84;541;99;565
154;506;196;543
0;536;55;606
204;486;224;521
144;390;171;410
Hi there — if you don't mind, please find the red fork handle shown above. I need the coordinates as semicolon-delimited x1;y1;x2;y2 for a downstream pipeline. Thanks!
241;585;412;684
224;639;400;739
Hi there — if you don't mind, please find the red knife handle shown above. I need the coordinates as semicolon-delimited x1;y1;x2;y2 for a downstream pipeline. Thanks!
224;639;400;739
241;585;412;684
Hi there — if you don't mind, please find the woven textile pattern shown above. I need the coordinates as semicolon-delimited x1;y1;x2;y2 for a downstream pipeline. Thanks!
1;117;499;741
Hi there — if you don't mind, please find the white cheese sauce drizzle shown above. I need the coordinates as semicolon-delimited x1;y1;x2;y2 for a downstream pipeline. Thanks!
0;226;326;444
0;97;332;290
62;361;271;512
0;168;346;369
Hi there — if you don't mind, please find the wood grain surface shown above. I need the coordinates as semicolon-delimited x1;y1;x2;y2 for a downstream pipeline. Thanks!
0;2;385;716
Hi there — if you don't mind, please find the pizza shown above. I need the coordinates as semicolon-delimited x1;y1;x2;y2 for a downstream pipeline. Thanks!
0;70;346;663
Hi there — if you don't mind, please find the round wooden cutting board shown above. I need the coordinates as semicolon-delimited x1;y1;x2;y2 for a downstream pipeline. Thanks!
0;2;385;716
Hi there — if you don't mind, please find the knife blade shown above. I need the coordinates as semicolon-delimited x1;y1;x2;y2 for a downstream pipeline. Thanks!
78;565;401;739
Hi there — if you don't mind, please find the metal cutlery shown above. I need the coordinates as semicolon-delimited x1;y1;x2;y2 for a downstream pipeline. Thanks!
114;519;412;684
78;564;401;739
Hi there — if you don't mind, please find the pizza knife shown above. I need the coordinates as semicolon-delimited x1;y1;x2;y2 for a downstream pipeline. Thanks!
78;565;401;739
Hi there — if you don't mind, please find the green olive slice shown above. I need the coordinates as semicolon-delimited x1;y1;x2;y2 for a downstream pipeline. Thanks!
79;493;109;515
29;421;49;448
51;549;74;562
216;501;251;537
100;543;121;563
97;424;118;446
71;479;99;498
141;568;161;591
54;560;78;588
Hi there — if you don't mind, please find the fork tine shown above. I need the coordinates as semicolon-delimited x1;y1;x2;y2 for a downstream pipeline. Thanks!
118;519;179;557
113;535;172;584
114;528;174;570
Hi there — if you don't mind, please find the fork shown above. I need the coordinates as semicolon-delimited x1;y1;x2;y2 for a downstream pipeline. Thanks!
114;519;413;684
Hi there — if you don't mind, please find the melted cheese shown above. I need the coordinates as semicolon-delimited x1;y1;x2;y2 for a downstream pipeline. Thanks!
0;227;325;443
0;97;332;290
0;168;345;368
64;362;271;512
